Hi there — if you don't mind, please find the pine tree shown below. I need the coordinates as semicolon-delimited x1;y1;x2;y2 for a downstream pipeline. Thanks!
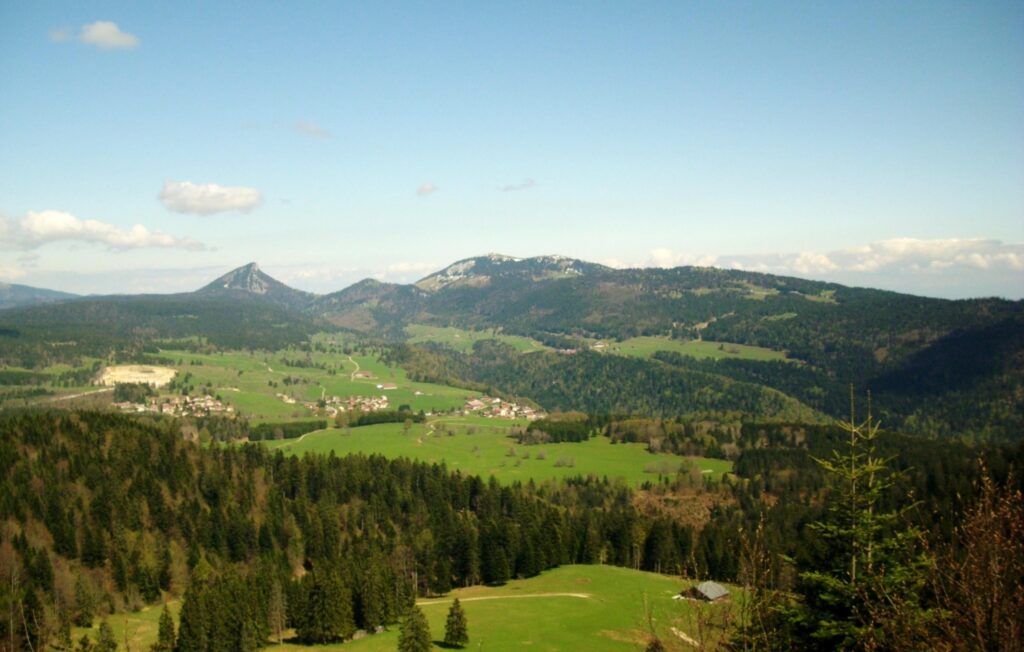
150;605;175;652
94;620;118;652
443;598;469;648
175;581;209;652
267;577;287;645
788;392;933;650
294;570;355;643
398;605;432;652
73;574;97;627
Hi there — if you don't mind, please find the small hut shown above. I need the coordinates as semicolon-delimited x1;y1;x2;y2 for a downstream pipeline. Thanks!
681;581;729;602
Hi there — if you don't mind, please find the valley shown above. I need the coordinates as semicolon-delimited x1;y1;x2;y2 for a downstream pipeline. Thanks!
0;255;1021;652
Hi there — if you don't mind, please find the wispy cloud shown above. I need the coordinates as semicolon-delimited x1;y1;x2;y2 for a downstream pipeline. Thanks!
500;178;537;192
645;238;1024;276
159;181;262;215
417;182;438;197
50;21;140;49
296;120;332;139
78;21;139;49
48;27;71;43
0;210;204;251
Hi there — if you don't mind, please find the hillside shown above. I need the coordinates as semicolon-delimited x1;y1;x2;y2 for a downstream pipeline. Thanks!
196;262;316;311
1;255;1021;439
0;282;77;310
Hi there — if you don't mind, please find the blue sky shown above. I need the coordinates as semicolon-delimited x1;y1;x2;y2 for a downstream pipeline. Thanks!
1;1;1022;298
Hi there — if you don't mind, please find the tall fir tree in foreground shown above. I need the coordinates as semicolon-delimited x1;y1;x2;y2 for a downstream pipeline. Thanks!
399;605;432;652
443;598;469;648
787;392;933;650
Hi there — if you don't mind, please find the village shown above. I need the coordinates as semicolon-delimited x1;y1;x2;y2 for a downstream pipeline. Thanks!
462;396;543;420
113;394;234;417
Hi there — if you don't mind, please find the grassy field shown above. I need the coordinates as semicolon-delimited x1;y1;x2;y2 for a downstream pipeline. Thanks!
152;346;479;422
603;337;790;362
405;324;548;354
75;565;736;651
263;417;731;486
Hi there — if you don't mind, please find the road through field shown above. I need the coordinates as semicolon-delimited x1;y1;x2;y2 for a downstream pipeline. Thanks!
46;388;113;402
417;592;592;606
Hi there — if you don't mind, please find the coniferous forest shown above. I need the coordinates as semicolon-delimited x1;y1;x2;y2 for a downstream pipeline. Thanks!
1;404;1021;651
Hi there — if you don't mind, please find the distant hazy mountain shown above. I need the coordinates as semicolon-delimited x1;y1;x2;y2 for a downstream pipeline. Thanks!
0;282;77;310
196;262;316;311
415;253;610;292
1;254;1021;439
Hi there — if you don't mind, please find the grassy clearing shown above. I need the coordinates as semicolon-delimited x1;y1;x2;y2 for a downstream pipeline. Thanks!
76;566;736;651
405;324;548;354
73;602;181;651
604;337;790;362
263;418;731;486
152;347;479;422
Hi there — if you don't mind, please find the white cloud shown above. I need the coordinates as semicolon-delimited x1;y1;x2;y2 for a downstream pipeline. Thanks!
641;238;1024;279
648;248;719;269
159;181;262;215
789;252;839;275
78;21;139;49
0;210;204;251
296;120;332;139
417;182;438;197
600;258;630;270
831;238;1024;273
500;178;537;192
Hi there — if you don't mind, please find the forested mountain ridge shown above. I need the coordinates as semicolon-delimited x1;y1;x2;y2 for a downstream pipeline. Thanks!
196;262;316;312
0;282;77;311
1;255;1021;439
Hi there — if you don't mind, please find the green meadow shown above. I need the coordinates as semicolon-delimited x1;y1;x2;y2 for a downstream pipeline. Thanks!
75;566;736;652
603;337;790;362
152;346;479;422
405;324;549;353
263;417;731;486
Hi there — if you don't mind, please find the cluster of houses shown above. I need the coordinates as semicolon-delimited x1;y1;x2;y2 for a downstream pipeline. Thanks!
462;396;543;420
113;395;233;417
307;394;391;418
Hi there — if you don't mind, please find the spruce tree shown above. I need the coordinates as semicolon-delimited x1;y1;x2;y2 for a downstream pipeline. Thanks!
398;605;432;652
175;582;209;652
294;570;355;643
151;605;176;652
94;620;117;652
443;598;469;648
788;392;933;650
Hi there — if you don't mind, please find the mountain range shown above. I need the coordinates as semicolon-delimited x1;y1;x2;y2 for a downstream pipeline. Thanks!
1;254;1021;439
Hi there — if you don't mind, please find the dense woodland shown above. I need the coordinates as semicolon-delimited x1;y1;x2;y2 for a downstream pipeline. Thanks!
392;341;821;423
0;409;704;650
0;407;1020;650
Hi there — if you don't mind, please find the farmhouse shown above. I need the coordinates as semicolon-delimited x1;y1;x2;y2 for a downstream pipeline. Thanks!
676;581;729;602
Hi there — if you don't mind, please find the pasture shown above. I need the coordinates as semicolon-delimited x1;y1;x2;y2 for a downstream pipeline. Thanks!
263;417;732;487
74;566;737;651
405;324;548;353
152;346;479;422
604;337;790;362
